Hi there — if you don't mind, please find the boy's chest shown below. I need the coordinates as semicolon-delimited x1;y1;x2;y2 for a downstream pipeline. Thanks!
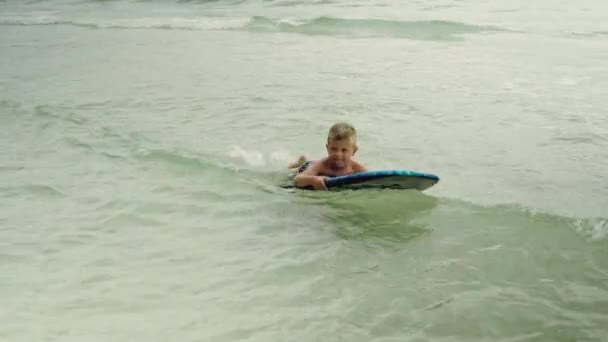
318;166;354;178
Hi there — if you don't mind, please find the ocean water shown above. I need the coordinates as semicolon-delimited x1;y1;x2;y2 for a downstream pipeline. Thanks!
1;0;608;341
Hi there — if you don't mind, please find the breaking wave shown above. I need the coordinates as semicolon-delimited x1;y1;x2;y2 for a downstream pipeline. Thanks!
243;16;502;39
0;13;503;40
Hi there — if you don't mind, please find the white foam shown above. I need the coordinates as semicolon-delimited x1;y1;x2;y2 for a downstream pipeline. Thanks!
89;17;249;31
0;14;249;31
575;218;608;241
0;12;62;25
590;219;608;240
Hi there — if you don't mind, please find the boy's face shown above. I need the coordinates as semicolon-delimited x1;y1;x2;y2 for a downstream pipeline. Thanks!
326;138;356;170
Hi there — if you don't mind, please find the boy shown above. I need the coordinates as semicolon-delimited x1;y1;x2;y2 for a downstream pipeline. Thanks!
289;122;368;190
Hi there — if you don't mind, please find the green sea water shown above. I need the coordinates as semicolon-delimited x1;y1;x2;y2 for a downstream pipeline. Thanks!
1;0;607;341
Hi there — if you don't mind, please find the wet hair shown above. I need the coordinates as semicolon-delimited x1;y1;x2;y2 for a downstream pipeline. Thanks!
327;122;357;146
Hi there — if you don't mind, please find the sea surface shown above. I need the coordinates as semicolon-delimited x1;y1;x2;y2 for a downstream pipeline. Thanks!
1;0;607;341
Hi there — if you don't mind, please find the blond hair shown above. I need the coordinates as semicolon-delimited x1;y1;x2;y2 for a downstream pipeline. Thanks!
328;122;357;146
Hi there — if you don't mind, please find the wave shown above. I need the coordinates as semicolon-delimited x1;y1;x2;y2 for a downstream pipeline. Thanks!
0;184;65;198
243;16;502;39
270;0;337;7
455;201;608;242
0;14;249;31
570;31;608;39
0;14;503;40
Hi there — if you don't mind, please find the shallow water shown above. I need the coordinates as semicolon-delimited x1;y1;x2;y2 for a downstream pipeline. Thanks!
1;0;608;341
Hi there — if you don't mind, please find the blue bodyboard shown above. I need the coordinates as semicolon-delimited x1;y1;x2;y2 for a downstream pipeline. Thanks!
324;170;439;191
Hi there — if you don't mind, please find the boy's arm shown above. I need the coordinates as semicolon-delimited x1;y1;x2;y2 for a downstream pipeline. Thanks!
294;163;328;190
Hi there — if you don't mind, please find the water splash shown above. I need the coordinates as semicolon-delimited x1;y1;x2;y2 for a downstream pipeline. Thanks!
228;146;293;168
573;218;608;241
228;146;266;167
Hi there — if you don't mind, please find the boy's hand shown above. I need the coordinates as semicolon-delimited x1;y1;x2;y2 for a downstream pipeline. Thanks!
311;176;328;190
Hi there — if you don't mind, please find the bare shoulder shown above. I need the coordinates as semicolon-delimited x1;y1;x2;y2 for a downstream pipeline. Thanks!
351;160;368;173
